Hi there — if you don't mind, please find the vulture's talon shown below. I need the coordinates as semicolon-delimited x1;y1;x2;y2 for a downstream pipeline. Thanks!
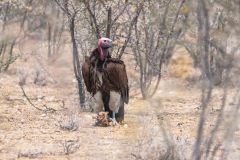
110;118;119;126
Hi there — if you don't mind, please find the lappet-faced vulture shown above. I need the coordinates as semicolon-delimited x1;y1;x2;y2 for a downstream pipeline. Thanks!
82;37;129;124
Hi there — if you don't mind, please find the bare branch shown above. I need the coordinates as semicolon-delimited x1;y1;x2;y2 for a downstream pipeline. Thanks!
118;3;143;59
106;7;112;38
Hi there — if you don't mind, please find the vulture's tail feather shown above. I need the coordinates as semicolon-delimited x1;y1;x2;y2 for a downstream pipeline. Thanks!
121;86;129;104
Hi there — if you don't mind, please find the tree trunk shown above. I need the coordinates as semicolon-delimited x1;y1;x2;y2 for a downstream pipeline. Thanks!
69;13;85;107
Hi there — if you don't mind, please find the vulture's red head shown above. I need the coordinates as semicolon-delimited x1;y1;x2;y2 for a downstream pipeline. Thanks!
98;37;112;61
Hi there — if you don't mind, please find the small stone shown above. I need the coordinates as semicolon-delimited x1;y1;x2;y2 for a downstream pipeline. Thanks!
72;79;77;83
41;113;46;117
21;119;25;123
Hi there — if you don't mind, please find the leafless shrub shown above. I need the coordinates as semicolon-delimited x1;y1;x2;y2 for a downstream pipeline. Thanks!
132;146;181;160
0;55;19;72
190;0;240;159
62;139;80;155
33;68;48;86
131;0;188;99
18;69;28;86
132;117;187;160
57;116;79;131
18;150;43;159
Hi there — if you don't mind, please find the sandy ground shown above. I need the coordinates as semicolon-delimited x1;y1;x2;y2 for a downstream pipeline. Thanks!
0;44;240;160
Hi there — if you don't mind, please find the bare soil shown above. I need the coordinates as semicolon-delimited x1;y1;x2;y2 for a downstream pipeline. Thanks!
0;45;239;160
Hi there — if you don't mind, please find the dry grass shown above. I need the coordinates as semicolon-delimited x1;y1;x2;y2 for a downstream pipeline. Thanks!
57;116;79;131
62;139;80;155
169;47;199;80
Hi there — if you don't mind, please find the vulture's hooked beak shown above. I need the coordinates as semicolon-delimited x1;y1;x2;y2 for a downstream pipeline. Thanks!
101;40;112;49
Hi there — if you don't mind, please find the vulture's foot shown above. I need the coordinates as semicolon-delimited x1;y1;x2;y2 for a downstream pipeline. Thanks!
110;118;119;126
115;104;124;124
110;112;120;126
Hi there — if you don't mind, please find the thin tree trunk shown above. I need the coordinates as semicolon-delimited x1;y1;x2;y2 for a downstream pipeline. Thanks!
192;0;212;159
0;2;9;57
55;12;65;58
106;7;112;38
47;23;52;58
69;12;85;107
4;40;15;71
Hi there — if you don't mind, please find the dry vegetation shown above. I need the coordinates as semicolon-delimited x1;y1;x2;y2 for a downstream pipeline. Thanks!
0;0;240;159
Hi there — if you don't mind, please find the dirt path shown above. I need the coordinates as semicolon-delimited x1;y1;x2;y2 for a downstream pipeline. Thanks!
0;47;165;160
0;77;164;160
1;79;240;160
1;61;240;159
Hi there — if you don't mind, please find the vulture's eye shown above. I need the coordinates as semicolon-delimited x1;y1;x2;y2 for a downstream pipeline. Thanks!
104;40;106;42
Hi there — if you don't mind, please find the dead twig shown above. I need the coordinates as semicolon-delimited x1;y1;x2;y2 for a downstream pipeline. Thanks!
62;139;80;155
19;85;56;113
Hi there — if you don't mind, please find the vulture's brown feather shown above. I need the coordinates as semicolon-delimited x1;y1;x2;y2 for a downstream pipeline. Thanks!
102;59;129;104
82;56;91;93
82;57;129;104
82;45;129;123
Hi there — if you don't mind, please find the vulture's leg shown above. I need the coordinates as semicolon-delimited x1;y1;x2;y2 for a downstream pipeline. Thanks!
101;91;113;118
93;91;104;112
111;112;118;126
115;98;124;123
109;91;122;124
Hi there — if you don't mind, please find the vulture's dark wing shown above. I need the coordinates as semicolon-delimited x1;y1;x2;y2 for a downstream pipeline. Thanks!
81;56;91;93
104;59;129;104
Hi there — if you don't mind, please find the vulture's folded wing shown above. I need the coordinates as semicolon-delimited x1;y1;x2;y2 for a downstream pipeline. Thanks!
105;61;129;104
81;56;92;93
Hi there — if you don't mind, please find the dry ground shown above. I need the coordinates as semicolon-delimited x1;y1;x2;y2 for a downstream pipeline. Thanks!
0;43;240;160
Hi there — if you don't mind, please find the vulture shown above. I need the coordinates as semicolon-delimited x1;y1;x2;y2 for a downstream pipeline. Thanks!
82;37;129;124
